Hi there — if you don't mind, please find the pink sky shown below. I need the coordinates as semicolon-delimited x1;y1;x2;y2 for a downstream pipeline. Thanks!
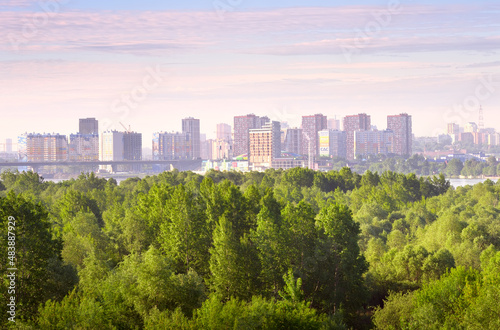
1;3;500;149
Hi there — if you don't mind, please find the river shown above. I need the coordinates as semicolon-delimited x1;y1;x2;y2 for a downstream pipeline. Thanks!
448;178;494;188
44;176;497;188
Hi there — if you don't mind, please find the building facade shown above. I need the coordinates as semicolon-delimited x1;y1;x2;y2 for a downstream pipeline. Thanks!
343;113;371;160
318;130;347;159
459;132;474;144
212;139;233;160
69;133;99;161
182;117;200;159
100;131;124;161
200;139;213;160
387;113;412;156
447;123;459;135
284;128;303;155
301;114;327;158
123;132;142;160
249;121;281;167
26;133;68;162
79;118;98;135
233;114;269;157
153;132;193;160
353;130;394;158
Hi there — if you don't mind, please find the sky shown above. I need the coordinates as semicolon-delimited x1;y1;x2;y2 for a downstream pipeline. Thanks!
1;0;500;150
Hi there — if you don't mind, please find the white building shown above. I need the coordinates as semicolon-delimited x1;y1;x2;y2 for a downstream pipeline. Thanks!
100;131;124;161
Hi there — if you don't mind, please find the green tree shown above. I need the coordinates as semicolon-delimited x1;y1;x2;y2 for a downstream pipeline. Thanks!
61;212;112;269
117;247;205;318
209;179;261;300
313;202;368;316
0;191;63;323
422;248;455;282
445;158;463;177
281;167;315;188
209;214;260;300
393;245;429;283
0;170;47;197
372;290;414;330
253;191;288;297
159;184;210;275
55;189;102;231
37;289;112;329
281;201;317;278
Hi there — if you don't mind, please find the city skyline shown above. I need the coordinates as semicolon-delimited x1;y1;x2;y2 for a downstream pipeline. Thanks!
7;113;500;175
2;111;496;154
1;1;500;147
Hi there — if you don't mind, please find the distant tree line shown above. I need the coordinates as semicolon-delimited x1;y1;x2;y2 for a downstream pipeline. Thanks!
330;154;499;178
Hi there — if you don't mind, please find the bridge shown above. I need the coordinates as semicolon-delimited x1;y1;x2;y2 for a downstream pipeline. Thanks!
0;160;203;173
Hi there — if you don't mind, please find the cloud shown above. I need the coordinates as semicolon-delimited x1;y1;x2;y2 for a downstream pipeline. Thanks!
0;4;498;56
249;36;500;56
463;61;500;68
0;0;34;7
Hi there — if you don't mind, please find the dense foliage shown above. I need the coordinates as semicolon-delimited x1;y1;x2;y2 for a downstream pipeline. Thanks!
0;168;499;329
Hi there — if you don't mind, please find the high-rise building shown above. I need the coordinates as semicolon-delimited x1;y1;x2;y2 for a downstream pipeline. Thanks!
284;128;303;155
100;131;124;161
302;114;328;158
249;121;281;167
212;139;233;160
318;130;347;159
233;114;269;157
100;130;141;172
154;132;192;160
182;117;200;159
216;123;232;141
26;133;68;162
487;133;500;146
447;123;460;135
69;133;99;161
343;113;371;160
79;118;98;134
378;130;394;155
354;130;393;158
123;132;142;160
387;113;412;156
464;122;478;133
459;132;474;144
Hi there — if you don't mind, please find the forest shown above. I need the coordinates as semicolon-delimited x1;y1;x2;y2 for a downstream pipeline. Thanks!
1;167;500;329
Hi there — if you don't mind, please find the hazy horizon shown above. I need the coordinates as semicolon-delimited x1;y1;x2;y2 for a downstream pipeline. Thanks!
1;0;500;149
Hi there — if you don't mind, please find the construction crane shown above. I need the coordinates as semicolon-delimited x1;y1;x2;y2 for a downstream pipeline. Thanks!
120;122;132;133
